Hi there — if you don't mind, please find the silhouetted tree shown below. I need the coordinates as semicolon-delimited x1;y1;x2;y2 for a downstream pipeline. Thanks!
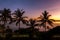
9;13;16;24
0;8;12;27
14;9;28;29
37;11;55;31
45;26;60;40
47;26;60;35
25;18;38;38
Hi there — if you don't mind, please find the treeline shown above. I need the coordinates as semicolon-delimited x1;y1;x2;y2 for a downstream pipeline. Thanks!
0;8;55;31
0;8;56;40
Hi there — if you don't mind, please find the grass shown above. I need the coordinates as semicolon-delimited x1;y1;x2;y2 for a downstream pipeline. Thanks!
12;34;29;37
0;33;30;38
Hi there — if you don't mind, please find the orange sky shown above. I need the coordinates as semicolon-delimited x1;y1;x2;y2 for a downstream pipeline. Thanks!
36;4;60;20
27;1;60;20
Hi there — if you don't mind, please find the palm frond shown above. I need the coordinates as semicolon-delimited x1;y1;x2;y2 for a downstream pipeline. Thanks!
9;21;13;24
16;21;19;26
37;17;40;18
40;21;45;26
47;15;51;19
50;19;55;22
21;20;27;24
16;19;20;26
37;15;43;19
26;24;30;26
21;11;25;16
47;20;53;26
42;11;48;19
37;20;41;22
34;24;39;26
9;20;16;24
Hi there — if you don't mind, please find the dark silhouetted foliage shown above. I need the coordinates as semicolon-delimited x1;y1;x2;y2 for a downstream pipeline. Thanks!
37;11;55;31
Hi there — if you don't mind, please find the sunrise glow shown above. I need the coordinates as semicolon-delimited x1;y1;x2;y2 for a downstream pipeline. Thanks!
50;16;60;20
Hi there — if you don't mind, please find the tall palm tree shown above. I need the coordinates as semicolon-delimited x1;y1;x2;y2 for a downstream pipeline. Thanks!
37;11;55;31
14;9;28;29
25;18;38;38
26;18;38;30
0;8;12;26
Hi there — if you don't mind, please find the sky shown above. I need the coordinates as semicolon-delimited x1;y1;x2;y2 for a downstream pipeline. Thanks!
0;0;60;31
0;0;60;20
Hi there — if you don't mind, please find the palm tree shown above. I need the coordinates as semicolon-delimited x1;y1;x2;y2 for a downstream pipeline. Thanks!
26;18;38;30
37;11;55;31
25;18;38;38
0;8;12;27
14;9;28;29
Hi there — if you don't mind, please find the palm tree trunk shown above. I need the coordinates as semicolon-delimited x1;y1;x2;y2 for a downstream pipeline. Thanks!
29;26;34;39
4;21;6;27
19;22;20;29
45;22;46;32
4;18;7;27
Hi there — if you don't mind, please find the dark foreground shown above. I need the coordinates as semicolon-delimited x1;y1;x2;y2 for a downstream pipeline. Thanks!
0;26;60;40
0;37;60;40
